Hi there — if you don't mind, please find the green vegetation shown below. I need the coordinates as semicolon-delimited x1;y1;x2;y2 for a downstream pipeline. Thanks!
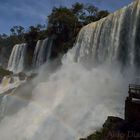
47;3;109;57
0;2;109;61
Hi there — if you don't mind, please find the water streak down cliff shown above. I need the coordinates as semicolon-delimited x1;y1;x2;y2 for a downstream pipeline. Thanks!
7;44;27;73
74;0;140;69
7;38;53;73
33;38;53;68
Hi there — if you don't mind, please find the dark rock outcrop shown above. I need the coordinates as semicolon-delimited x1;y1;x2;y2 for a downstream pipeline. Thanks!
80;84;140;140
0;66;13;82
80;116;140;140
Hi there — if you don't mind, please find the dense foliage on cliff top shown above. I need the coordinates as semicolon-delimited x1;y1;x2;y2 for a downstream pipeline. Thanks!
0;2;109;59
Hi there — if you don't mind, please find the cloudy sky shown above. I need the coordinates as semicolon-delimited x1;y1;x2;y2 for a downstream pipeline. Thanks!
0;0;132;34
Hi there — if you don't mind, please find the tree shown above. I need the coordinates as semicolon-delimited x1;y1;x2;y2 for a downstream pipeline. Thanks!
24;26;39;47
48;7;78;41
10;26;25;36
10;26;25;42
71;3;109;25
36;24;46;31
83;4;108;24
71;2;84;18
71;2;86;27
1;34;8;39
96;10;110;20
47;4;110;56
85;4;98;16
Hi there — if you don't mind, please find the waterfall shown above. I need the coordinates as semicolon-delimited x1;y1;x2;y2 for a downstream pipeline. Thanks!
0;95;7;119
0;1;140;140
7;43;27;73
74;0;140;69
33;38;53;68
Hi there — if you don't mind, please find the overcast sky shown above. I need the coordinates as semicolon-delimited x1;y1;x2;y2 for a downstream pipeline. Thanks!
0;0;132;34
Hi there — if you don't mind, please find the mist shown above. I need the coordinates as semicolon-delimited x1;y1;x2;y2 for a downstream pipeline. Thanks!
0;51;132;140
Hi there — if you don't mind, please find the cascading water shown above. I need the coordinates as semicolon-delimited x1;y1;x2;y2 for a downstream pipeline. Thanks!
0;1;140;140
0;95;7;119
7;43;27;73
74;0;140;69
0;75;26;119
33;38;53;68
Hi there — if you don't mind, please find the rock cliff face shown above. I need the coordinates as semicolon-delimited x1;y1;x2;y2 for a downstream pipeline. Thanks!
0;46;13;68
80;85;140;140
80;116;140;140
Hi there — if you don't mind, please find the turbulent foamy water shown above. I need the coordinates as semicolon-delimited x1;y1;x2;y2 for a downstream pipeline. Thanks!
0;0;140;140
